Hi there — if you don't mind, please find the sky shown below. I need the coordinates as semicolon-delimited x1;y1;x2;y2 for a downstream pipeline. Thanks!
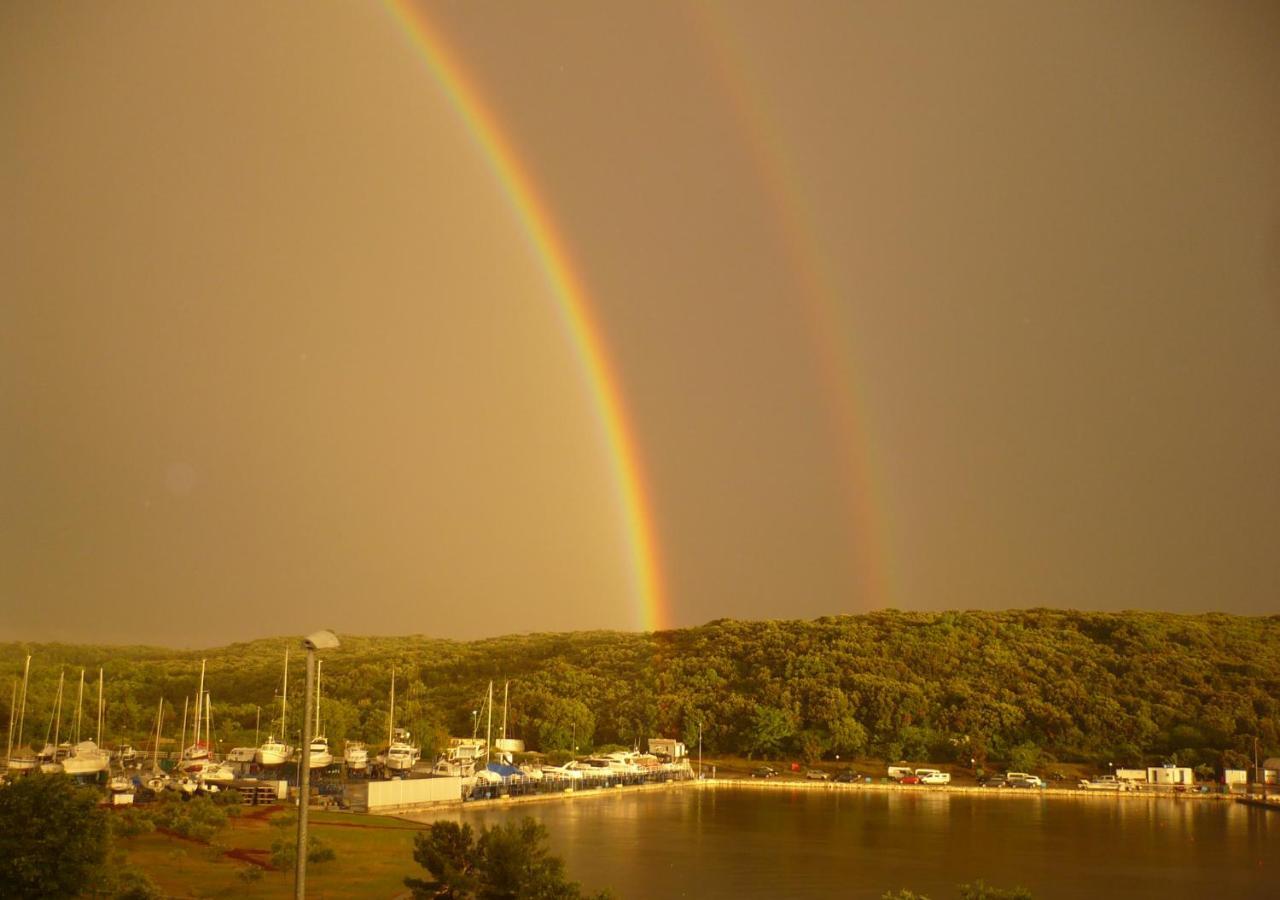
2;1;1278;647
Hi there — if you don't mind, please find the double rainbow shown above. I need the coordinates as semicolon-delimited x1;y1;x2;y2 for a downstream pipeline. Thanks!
387;2;669;632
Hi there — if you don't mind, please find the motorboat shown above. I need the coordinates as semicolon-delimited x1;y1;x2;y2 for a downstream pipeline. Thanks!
255;735;292;767
344;741;368;771
307;737;333;769
385;728;420;774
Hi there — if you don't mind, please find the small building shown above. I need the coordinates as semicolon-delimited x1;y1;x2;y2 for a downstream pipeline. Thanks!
1116;768;1147;784
1224;769;1249;786
648;738;687;761
344;776;462;813
1147;766;1194;786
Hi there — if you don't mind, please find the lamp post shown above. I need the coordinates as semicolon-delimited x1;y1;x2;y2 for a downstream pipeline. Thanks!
698;721;703;779
295;630;339;900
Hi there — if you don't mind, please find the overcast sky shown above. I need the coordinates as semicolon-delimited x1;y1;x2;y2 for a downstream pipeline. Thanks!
3;1;1277;646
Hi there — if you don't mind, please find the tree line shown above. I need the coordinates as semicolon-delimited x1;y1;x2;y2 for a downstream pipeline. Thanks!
3;610;1277;770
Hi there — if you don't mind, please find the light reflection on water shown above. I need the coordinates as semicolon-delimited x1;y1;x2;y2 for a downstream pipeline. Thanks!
412;786;1275;899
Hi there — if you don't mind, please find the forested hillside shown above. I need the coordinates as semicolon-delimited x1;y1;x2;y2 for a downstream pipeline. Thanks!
4;610;1278;770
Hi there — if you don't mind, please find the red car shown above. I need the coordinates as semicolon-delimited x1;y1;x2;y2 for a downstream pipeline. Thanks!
899;774;921;785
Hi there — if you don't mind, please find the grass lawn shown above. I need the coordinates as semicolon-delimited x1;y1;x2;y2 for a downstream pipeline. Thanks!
119;806;426;898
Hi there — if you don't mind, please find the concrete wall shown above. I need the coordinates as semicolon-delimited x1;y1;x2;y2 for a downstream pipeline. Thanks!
347;776;462;812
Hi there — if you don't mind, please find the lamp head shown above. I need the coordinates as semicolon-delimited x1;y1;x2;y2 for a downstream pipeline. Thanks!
303;630;340;651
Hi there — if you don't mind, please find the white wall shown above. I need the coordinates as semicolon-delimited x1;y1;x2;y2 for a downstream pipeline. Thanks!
364;776;462;810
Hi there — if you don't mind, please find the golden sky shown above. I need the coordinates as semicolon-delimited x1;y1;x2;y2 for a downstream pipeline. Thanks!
3;1;1278;645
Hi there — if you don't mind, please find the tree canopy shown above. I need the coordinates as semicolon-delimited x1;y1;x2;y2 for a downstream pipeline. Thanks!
0;772;109;898
4;610;1278;769
405;817;608;900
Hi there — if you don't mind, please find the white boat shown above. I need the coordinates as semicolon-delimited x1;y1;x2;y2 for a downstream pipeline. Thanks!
109;774;132;793
6;656;36;773
381;667;420;774
256;735;291;767
307;737;333;769
433;736;485;777
143;696;169;792
344;741;368;771
226;746;258;764
63;669;111;777
385;728;420;773
307;659;332;769
62;740;110;776
198;761;235;784
256;648;294;766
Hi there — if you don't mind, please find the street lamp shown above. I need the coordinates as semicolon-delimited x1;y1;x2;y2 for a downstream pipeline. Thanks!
295;630;339;900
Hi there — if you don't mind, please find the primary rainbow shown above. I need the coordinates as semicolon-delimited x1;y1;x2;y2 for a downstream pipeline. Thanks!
387;1;669;632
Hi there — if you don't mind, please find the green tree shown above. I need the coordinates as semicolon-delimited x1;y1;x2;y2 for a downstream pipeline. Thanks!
405;817;609;899
0;772;109;898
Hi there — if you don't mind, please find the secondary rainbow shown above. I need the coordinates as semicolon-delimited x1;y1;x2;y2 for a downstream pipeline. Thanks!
386;1;669;632
688;5;894;608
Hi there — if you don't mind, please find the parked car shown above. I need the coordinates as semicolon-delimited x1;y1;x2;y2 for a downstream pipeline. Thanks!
1005;772;1045;788
751;766;778;778
834;770;860;783
806;769;830;781
899;774;921;785
1003;776;1038;789
919;771;952;785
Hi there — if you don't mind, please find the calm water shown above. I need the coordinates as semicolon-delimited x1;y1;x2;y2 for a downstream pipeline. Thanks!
415;785;1277;899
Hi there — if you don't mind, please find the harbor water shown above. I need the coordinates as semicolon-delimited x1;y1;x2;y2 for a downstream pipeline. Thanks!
414;784;1277;898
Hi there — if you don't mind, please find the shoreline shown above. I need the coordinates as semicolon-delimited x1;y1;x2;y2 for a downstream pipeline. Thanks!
393;775;1255;822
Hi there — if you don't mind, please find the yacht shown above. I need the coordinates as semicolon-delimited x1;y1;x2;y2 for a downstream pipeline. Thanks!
385;727;420;774
343;741;368;772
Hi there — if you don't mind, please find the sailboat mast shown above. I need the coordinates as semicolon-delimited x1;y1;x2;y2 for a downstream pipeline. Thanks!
153;698;164;772
281;648;289;743
74;669;85;745
486;680;493;764
194;659;206;750
179;697;188;765
501;680;509;742
315;659;323;737
51;670;65;750
6;678;15;763
16;655;30;753
388;666;395;748
96;668;104;746
205;692;212;755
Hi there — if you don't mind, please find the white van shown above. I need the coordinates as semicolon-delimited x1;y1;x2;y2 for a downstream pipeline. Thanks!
1005;771;1044;787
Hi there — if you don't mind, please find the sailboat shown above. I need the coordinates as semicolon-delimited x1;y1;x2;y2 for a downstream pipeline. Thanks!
144;697;170;792
256;648;293;766
306;659;332;769
382;666;420;775
37;669;67;773
178;661;211;772
62;669;110;776
196;695;235;785
6;656;36;773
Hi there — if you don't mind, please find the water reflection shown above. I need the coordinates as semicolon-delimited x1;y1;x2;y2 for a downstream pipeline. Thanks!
410;787;1276;899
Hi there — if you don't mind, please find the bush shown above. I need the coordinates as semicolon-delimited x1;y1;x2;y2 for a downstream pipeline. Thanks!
270;833;336;869
0;773;109;898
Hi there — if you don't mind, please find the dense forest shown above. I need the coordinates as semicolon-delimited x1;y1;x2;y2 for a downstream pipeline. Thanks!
3;610;1278;772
